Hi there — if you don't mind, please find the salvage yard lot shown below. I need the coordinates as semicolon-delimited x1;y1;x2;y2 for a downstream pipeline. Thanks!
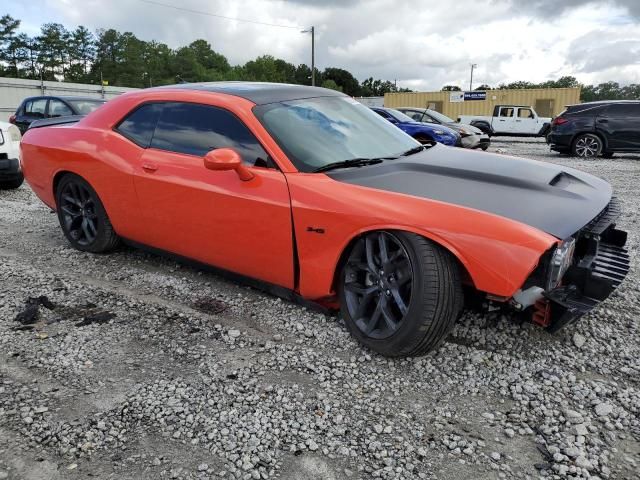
0;138;639;480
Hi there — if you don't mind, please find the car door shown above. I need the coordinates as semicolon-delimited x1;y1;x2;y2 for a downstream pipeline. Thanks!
132;101;295;289
374;109;397;124
597;103;640;150
405;110;426;122
513;107;538;134
47;98;74;118
16;98;48;133
494;106;514;134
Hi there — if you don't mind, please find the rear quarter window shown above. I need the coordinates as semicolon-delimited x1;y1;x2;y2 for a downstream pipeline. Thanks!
115;103;163;147
566;104;605;117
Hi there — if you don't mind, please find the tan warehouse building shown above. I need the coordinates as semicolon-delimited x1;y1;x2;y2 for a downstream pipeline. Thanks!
384;87;581;119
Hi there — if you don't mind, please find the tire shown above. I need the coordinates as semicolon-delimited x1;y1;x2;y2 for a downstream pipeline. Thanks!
414;134;435;145
572;133;602;158
0;173;24;190
480;145;489;151
55;174;120;253
338;231;463;357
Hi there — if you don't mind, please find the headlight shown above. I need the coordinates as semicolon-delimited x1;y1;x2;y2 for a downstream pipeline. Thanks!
458;128;470;136
8;124;21;142
546;238;575;290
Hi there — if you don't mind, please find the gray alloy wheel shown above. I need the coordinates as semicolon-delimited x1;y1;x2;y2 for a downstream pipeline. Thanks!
572;134;602;158
342;232;413;340
55;174;120;253
339;231;464;357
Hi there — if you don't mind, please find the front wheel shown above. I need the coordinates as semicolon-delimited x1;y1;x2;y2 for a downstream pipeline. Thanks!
339;231;463;357
55;174;120;253
572;134;602;158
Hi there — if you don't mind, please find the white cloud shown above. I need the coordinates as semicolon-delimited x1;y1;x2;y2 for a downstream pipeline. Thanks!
3;0;639;89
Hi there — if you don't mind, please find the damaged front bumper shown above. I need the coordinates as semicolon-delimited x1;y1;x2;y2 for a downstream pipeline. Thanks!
536;198;630;332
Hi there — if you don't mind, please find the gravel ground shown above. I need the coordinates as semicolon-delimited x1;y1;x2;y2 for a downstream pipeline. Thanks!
0;137;639;480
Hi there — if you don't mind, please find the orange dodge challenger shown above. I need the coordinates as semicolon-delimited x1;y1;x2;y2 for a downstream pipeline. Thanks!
20;83;629;357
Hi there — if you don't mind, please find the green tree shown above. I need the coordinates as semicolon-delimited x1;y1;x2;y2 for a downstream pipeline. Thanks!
0;14;21;76
294;63;312;85
322;67;360;96
321;79;342;91
37;23;70;79
475;84;491;90
541;75;580;88
143;41;173;86
187;39;229;73
67;26;95;81
242;55;295;82
441;85;461;91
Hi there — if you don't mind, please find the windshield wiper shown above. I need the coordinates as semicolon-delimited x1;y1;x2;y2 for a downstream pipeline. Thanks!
313;157;387;173
401;145;426;156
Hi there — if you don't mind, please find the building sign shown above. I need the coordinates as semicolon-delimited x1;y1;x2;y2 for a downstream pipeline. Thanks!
449;91;464;103
464;91;486;101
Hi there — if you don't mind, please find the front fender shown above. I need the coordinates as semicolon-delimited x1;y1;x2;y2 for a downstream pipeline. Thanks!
286;173;558;301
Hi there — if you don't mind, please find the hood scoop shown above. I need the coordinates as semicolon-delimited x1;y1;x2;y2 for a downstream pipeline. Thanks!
549;171;585;188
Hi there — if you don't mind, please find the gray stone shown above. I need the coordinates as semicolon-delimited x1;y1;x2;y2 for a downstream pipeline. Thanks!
595;403;613;417
572;333;586;348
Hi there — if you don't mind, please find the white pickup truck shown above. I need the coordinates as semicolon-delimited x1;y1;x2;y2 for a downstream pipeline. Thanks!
458;105;551;137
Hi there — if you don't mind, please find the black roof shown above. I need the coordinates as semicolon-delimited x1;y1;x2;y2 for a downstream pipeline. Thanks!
22;95;105;102
567;100;640;107
157;82;346;105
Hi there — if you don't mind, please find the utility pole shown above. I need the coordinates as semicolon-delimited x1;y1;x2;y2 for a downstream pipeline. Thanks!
302;26;315;86
469;63;477;91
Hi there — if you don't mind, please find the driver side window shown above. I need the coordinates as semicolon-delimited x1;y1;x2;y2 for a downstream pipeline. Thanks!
48;99;74;118
151;102;272;168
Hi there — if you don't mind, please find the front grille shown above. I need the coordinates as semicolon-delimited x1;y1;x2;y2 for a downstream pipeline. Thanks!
592;243;630;288
583;197;622;235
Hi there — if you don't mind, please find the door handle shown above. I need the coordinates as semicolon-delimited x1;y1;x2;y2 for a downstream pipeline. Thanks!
142;162;158;172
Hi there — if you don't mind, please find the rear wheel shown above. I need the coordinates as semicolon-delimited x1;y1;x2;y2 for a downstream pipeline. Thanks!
339;231;463;357
55;174;120;253
572;134;602;158
0;173;24;190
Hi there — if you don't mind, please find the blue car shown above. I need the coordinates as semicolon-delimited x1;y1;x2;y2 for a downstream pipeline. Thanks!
371;107;461;147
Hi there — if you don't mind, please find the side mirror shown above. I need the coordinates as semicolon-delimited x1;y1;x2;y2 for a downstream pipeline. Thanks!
203;148;254;181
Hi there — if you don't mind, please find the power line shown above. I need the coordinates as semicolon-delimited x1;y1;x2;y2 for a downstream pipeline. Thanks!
137;0;304;29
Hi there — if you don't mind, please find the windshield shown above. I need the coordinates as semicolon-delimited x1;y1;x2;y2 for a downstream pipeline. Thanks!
254;97;420;172
68;99;105;115
384;108;417;123
426;109;454;123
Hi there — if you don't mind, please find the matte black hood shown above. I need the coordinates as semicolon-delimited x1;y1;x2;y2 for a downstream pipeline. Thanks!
327;144;612;239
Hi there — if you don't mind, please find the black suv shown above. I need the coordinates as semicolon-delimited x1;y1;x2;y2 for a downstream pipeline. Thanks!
10;96;106;134
547;100;640;158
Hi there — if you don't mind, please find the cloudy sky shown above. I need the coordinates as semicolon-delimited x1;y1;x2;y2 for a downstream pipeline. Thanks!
4;0;640;90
